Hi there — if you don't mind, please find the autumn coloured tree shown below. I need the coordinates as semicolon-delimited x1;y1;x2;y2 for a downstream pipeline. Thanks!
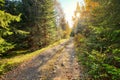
54;0;71;39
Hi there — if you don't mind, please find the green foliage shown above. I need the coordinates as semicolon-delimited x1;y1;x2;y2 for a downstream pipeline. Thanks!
0;0;4;7
0;0;70;76
0;11;20;29
22;0;65;51
103;64;120;80
0;38;14;55
75;0;120;80
0;0;22;56
0;62;17;75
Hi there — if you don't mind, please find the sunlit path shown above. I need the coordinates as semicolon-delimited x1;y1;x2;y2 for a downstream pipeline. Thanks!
1;39;82;80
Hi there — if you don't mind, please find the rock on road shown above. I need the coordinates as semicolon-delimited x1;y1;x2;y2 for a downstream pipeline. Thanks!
1;39;81;80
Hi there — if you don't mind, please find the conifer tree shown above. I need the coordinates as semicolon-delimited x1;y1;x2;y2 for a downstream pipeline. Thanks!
75;0;120;79
0;0;20;55
22;0;57;50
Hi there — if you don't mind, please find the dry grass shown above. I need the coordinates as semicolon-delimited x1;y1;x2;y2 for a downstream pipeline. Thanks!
0;39;68;75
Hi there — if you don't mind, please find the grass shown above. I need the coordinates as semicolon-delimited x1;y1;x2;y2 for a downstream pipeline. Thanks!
0;39;68;75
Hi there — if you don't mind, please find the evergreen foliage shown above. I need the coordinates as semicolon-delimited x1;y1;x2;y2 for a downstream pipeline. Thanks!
0;0;70;57
0;0;21;56
74;0;120;79
22;0;58;50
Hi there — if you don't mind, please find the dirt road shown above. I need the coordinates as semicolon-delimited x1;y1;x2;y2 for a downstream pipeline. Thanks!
1;39;81;80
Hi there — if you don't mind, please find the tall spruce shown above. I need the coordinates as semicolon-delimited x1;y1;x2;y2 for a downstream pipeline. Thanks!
22;0;57;50
0;0;20;56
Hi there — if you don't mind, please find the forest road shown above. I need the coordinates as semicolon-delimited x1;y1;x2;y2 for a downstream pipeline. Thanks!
1;38;82;80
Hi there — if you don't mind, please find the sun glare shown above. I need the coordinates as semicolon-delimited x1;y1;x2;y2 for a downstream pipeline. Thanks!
76;13;80;18
58;0;84;27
